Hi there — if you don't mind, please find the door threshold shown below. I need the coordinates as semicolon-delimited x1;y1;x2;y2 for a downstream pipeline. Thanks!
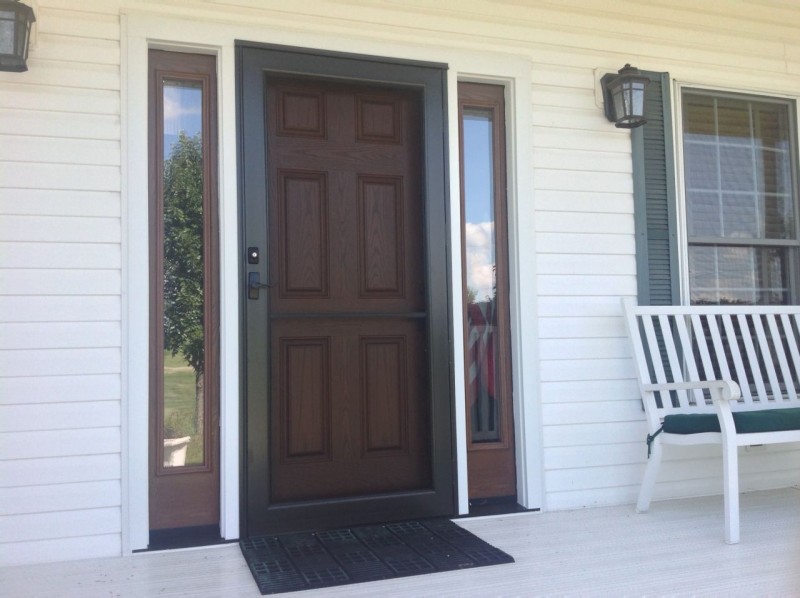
460;496;539;518
142;525;229;552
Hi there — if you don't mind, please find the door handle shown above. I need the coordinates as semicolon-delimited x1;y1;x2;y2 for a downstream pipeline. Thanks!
247;271;270;300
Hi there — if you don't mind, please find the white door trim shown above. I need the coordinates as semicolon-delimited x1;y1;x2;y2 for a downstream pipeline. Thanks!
121;10;540;552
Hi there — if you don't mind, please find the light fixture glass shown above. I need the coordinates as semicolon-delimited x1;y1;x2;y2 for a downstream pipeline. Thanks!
601;64;650;129
0;0;35;73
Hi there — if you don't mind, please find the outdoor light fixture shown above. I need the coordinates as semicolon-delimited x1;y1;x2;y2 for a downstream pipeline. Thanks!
0;0;35;72
601;64;650;129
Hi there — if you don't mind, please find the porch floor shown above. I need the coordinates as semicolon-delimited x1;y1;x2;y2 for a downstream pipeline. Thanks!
2;488;799;597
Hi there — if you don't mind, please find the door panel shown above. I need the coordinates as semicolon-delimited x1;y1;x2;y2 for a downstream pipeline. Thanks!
270;318;430;502
267;81;424;317
266;78;429;505
238;44;454;537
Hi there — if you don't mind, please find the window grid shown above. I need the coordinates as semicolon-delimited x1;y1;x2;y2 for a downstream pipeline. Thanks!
682;90;799;305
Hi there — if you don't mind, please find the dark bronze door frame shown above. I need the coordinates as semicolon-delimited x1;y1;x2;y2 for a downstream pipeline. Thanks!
237;43;454;537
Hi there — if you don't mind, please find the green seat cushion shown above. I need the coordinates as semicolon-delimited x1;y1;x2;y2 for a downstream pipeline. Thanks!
663;407;800;435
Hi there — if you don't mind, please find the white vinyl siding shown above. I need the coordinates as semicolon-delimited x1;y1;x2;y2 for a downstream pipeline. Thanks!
2;0;800;565
0;1;123;566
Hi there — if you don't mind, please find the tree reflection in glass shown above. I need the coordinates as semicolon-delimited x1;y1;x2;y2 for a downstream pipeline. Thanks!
161;81;205;467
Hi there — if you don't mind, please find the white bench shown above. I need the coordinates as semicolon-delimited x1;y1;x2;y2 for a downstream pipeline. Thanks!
621;298;800;543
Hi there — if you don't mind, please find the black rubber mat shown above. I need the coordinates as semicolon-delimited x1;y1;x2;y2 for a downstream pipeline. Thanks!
240;518;514;595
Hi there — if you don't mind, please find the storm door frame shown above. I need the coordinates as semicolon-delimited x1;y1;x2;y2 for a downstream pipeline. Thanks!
236;42;456;536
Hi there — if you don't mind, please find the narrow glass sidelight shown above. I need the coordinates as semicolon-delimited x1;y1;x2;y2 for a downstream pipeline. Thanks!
459;81;516;502
149;49;219;533
160;80;206;468
462;108;501;443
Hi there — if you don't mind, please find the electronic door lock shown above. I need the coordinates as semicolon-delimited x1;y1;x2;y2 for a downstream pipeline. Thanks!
247;247;260;264
247;271;270;300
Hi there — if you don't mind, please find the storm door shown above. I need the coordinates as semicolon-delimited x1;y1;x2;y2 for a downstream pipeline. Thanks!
238;45;454;536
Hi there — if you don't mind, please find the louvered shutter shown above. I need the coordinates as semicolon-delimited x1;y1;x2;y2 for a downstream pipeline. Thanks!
631;72;679;306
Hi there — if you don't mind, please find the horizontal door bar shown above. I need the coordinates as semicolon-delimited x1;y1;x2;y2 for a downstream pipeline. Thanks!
269;311;428;320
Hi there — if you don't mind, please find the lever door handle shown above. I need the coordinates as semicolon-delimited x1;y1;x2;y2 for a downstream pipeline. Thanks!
247;272;270;300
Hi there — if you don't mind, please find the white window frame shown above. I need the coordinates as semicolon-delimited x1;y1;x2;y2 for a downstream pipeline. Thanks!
673;81;800;307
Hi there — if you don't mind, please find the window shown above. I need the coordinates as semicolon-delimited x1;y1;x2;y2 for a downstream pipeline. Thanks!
148;50;219;532
458;82;516;500
681;91;799;305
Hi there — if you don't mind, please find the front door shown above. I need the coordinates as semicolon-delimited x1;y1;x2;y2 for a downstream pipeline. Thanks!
238;45;454;536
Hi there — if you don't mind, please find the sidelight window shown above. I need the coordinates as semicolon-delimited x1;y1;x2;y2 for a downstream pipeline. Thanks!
149;51;219;474
458;82;516;500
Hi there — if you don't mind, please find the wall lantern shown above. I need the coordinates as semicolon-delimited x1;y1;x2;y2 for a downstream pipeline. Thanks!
0;0;35;72
601;64;650;129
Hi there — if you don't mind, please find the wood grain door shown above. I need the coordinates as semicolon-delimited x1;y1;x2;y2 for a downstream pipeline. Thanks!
239;44;454;537
266;78;431;502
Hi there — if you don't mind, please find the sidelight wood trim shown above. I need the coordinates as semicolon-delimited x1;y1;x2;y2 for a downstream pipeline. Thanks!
458;82;516;500
148;49;220;531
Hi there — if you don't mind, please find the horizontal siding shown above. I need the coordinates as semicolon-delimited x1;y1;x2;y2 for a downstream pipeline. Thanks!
0;348;120;377
0;323;120;349
535;232;635;255
0;109;120;140
539;337;630;360
0;163;120;191
32;32;120;65
0;0;799;566
0;534;121;567
0;481;121;516
0;454;121;488
0;190;119;217
37;7;121;41
0;507;121;544
0;243;121;270
541;379;640;404
0;428;120;460
0;270;121;295
0;0;123;566
0;216;120;243
0;296;120;323
0;136;121;166
0;401;120;432
0;374;120;405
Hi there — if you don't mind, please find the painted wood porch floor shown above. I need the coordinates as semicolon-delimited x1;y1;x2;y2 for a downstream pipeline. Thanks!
2;488;799;597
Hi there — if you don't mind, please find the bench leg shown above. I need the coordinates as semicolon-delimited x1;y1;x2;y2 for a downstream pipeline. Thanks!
636;441;662;513
722;440;740;544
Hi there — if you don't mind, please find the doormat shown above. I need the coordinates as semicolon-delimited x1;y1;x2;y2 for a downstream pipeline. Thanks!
240;518;514;595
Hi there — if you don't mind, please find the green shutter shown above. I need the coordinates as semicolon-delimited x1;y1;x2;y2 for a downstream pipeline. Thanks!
632;72;679;306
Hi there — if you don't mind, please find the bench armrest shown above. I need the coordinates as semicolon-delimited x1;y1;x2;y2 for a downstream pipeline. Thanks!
642;380;742;402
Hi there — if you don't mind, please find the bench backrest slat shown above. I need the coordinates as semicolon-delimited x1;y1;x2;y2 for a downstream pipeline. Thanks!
775;314;799;401
659;314;691;407
675;313;705;405
622;298;800;417
691;313;716;400
754;314;781;402
719;314;761;403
